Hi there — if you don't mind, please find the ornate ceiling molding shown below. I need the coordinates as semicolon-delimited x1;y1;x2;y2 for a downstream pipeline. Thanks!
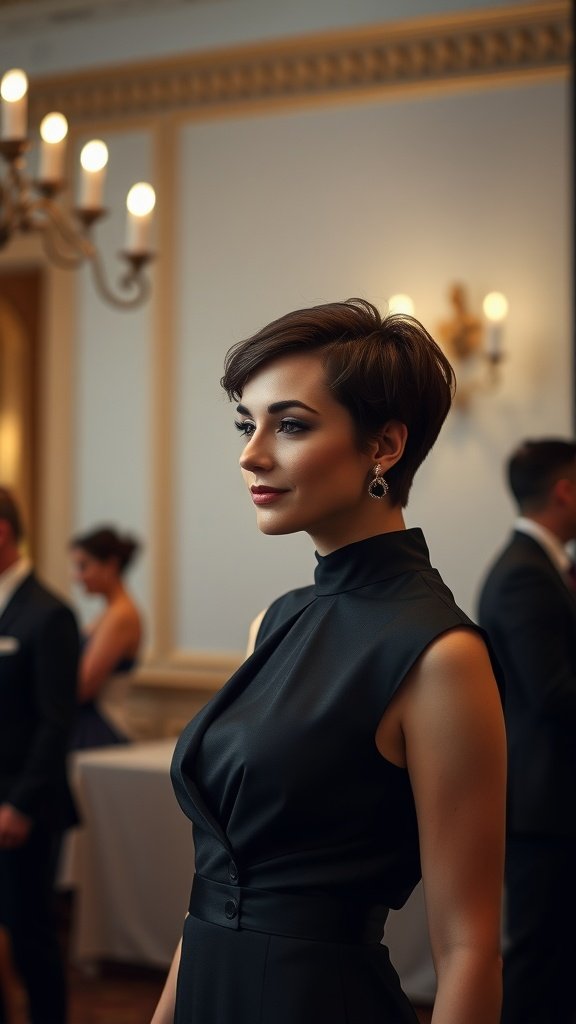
29;2;571;126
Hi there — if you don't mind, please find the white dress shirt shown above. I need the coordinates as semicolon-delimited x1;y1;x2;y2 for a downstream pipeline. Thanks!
514;517;571;577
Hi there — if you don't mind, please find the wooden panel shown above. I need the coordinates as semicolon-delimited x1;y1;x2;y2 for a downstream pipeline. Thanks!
0;268;43;552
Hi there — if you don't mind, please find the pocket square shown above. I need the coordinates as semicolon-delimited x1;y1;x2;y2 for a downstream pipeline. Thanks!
0;636;20;654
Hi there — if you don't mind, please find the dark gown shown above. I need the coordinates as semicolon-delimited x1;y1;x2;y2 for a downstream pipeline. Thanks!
71;636;137;750
170;529;483;1023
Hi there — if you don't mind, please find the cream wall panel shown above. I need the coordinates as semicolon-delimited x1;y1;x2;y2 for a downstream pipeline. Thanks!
174;76;569;651
405;82;571;614
72;130;155;632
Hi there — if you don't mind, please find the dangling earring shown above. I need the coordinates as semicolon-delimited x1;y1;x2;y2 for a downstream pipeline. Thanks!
368;464;389;500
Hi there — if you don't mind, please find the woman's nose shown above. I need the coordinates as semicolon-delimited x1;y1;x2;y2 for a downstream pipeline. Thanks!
239;431;274;473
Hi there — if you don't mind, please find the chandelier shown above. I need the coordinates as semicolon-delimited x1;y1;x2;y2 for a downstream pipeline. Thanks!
0;68;156;310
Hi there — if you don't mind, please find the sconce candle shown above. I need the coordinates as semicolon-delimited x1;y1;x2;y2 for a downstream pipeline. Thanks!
79;139;108;209
387;293;415;316
482;291;509;360
125;182;156;253
0;69;28;140
39;112;68;183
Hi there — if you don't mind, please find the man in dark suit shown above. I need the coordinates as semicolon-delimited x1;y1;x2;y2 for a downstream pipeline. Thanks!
477;439;576;1024
0;487;79;1024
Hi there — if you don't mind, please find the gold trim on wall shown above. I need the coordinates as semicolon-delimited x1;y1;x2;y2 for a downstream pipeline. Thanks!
29;2;571;126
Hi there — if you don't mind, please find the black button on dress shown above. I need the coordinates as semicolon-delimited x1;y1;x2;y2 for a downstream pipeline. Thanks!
171;529;480;1023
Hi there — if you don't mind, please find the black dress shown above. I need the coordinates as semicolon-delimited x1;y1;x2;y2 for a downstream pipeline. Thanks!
171;529;480;1023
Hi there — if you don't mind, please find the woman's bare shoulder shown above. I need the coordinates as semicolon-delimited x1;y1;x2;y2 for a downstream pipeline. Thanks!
245;608;268;658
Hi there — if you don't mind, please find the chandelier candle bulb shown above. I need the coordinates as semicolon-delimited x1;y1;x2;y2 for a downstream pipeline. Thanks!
79;139;108;209
482;291;509;360
39;112;68;182
125;182;156;253
0;69;28;140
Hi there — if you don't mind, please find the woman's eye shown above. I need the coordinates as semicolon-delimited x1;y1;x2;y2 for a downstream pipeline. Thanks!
279;419;308;434
234;420;255;437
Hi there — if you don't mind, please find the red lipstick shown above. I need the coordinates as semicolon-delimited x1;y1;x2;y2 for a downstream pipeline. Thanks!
250;486;288;505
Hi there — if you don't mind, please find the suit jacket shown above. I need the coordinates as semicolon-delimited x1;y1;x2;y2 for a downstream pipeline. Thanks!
0;572;79;829
478;531;576;837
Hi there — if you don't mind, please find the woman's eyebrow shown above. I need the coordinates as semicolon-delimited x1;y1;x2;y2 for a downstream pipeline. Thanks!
236;400;320;416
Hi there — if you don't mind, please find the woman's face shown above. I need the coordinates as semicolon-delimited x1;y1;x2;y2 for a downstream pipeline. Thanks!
236;352;381;553
70;548;115;594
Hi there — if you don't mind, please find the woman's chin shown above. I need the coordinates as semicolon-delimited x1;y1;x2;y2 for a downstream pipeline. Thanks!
255;512;297;537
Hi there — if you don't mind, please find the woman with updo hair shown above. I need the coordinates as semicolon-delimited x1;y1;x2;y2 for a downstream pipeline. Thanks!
69;525;143;749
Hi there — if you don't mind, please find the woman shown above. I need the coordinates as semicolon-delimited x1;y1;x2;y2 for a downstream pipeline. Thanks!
152;299;506;1024
69;525;142;749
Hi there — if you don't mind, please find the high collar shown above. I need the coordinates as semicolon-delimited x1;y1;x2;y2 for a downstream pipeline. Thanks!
313;528;432;596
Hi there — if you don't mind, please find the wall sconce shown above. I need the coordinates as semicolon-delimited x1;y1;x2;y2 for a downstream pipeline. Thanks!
438;283;508;409
387;284;508;410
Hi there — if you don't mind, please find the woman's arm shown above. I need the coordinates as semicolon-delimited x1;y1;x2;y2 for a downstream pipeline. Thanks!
78;604;140;702
400;628;506;1024
150;937;182;1024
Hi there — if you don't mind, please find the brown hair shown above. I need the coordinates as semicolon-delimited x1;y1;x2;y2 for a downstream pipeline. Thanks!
0;487;24;542
70;526;140;573
221;298;455;507
508;439;576;512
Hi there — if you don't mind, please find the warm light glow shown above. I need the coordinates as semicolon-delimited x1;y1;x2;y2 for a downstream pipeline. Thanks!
483;292;509;323
80;140;109;173
40;112;68;144
388;294;415;316
0;69;28;103
126;182;156;217
0;412;22;482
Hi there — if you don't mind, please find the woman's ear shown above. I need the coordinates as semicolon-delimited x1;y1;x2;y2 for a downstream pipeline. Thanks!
371;420;408;470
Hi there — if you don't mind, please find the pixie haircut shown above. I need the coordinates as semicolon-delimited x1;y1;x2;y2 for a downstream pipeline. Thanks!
70;526;140;574
221;298;455;507
508;439;576;512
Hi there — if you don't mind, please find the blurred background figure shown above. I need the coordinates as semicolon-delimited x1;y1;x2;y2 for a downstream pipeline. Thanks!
477;439;576;1024
69;526;143;750
0;486;79;1024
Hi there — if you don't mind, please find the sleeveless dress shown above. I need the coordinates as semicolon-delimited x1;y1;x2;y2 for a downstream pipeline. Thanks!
71;636;137;749
170;529;483;1023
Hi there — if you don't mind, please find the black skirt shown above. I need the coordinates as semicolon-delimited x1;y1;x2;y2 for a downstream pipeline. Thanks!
174;875;419;1024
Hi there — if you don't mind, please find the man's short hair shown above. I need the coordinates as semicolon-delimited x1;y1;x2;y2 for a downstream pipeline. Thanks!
0;487;24;542
507;439;576;512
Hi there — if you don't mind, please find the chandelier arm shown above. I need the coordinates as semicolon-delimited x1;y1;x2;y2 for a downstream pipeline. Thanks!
40;225;88;269
38;198;95;263
0;175;21;245
88;246;151;310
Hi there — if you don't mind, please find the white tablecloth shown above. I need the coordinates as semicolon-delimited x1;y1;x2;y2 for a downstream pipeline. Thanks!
65;739;435;1001
67;740;193;968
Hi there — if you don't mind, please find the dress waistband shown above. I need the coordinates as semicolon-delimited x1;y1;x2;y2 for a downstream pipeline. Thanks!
188;874;389;944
